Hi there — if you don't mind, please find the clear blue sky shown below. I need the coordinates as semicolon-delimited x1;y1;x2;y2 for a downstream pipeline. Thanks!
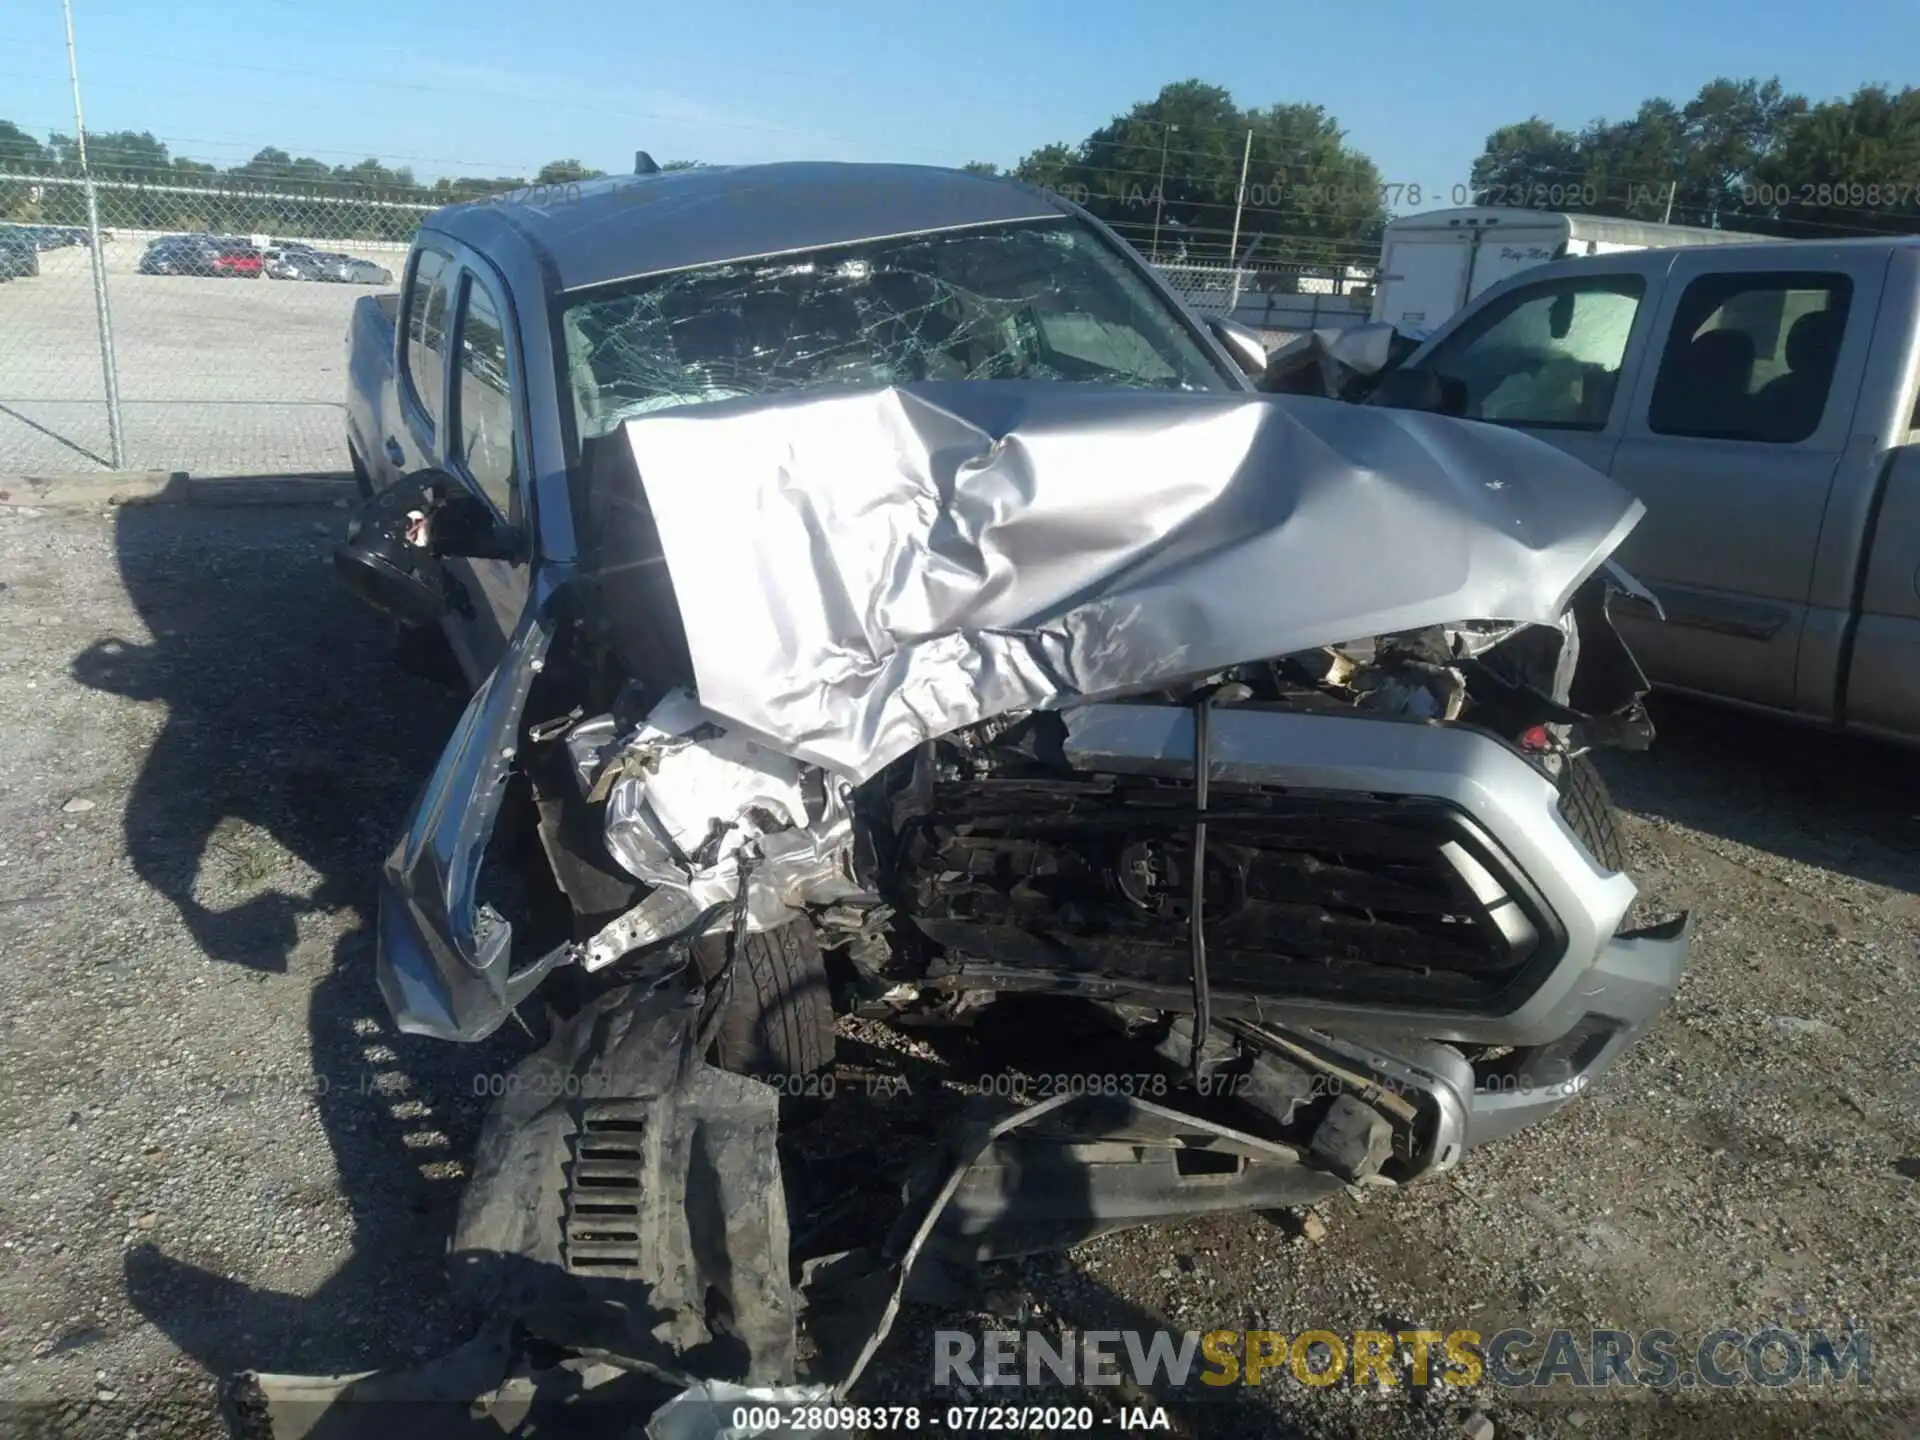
1;0;1913;207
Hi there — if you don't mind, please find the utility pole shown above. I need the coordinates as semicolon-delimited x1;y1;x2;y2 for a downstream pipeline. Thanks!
1662;180;1677;225
1227;127;1253;311
1151;123;1178;261
62;0;124;468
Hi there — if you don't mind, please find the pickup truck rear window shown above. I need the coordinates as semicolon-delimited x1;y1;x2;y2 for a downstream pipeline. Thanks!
1648;272;1852;445
559;217;1234;441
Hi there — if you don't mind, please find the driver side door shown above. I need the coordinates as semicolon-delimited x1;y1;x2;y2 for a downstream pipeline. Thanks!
438;259;532;679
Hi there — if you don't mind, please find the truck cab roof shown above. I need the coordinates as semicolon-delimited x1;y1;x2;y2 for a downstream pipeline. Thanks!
424;161;1073;295
1456;232;1920;291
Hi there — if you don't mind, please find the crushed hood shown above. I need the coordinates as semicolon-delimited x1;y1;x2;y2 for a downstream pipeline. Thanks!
616;382;1645;784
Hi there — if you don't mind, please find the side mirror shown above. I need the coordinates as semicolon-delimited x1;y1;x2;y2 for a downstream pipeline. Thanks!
1325;322;1402;377
1205;314;1269;379
333;469;518;626
1365;367;1469;417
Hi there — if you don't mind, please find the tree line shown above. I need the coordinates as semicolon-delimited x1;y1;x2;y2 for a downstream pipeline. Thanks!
1469;78;1920;238
5;75;1916;257
962;79;1388;273
966;77;1920;270
0;123;699;242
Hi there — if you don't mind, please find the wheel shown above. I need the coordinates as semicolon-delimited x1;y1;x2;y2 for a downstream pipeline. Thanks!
693;919;836;1078
1558;753;1626;873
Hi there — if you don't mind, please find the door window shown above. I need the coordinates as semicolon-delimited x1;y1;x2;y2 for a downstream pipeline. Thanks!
453;278;518;518
1420;275;1646;428
404;248;452;433
1647;273;1852;444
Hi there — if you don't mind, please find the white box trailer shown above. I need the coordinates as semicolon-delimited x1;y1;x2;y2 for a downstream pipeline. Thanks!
1370;207;1760;330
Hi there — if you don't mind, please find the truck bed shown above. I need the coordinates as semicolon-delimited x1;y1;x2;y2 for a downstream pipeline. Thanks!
345;290;401;490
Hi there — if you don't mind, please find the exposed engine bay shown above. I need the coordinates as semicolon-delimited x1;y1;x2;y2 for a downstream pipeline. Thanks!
552;571;1652;996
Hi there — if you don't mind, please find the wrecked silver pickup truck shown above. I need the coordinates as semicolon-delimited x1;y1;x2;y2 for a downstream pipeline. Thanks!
322;163;1691;1428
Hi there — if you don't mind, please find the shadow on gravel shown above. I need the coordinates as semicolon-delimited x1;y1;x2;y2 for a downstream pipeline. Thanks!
1597;692;1920;895
70;502;528;1381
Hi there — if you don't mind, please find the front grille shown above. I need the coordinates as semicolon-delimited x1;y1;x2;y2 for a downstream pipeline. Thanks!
892;775;1563;1010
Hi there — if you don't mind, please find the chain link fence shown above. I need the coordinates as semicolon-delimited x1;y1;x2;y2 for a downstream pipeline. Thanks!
1153;260;1377;339
0;171;427;475
1;168;1379;476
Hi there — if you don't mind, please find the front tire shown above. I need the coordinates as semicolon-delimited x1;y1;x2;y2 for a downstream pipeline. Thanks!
1559;754;1626;874
694;920;836;1078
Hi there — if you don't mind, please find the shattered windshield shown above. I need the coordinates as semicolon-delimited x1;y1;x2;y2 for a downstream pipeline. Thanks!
561;218;1233;440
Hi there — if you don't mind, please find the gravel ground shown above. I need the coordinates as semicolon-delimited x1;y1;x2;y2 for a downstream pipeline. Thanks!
0;502;1916;1439
0;240;400;475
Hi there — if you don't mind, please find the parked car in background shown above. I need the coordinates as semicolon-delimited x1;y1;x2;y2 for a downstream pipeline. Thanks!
261;244;393;284
19;225;81;250
314;250;393;284
330;255;394;285
0;224;85;251
263;244;329;281
138;235;216;275
210;239;264;278
1366;235;1920;746
137;234;264;278
0;227;41;280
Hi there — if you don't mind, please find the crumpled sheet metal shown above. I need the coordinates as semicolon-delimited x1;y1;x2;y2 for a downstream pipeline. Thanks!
567;689;867;968
595;688;816;884
618;381;1646;783
1262;322;1424;397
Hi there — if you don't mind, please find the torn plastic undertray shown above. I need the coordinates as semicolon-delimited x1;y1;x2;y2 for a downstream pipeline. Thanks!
228;981;1354;1436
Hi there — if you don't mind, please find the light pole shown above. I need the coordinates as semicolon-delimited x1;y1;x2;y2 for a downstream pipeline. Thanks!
1151;123;1178;261
1227;127;1253;309
62;0;124;468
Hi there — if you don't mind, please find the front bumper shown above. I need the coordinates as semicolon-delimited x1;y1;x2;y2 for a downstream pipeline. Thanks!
1044;703;1691;1163
1461;909;1691;1148
1054;705;1671;1040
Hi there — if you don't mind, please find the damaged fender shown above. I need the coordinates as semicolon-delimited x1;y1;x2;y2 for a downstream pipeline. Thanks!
377;581;569;1042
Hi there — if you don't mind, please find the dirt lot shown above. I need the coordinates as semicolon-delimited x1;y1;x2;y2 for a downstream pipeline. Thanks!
0;500;1916;1438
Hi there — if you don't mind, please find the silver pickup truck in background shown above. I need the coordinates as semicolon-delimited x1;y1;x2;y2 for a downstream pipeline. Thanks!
1367;237;1920;747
